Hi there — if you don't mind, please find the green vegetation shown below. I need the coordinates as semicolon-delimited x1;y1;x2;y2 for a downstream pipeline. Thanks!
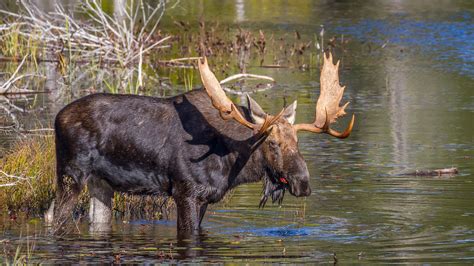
0;24;42;61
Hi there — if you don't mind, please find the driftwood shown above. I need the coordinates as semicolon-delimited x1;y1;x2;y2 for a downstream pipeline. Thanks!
401;167;458;177
220;73;274;84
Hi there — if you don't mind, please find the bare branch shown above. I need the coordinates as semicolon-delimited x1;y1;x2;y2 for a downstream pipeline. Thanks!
0;55;28;93
220;73;275;84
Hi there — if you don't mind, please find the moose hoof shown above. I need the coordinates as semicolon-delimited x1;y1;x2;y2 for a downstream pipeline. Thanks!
89;222;112;235
44;200;55;225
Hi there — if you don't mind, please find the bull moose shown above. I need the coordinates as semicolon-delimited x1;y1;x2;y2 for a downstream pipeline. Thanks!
46;52;354;236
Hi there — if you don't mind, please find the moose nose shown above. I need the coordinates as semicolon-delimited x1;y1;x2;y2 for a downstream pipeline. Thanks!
291;179;311;197
303;184;311;196
299;181;311;197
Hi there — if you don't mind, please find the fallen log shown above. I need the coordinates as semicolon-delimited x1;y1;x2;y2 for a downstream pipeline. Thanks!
400;167;458;177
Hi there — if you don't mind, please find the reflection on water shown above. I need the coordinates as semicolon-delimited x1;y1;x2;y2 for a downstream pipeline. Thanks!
1;0;473;264
335;16;474;76
387;57;410;173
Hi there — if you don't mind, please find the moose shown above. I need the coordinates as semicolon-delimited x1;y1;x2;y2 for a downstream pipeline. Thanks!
46;52;354;236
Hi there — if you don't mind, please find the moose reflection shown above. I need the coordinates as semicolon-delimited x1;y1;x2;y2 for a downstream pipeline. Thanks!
46;52;354;236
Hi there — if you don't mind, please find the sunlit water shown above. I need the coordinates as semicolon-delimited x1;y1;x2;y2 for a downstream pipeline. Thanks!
1;0;473;263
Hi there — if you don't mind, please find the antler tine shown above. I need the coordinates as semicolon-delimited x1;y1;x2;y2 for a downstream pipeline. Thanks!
329;114;355;139
321;108;355;138
294;52;355;138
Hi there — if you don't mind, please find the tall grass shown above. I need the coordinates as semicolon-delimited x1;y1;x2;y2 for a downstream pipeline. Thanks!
0;136;55;215
0;23;43;65
0;136;175;220
1;234;36;265
183;67;194;91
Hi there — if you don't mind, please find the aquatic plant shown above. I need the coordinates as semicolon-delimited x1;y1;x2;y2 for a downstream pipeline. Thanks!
0;233;36;265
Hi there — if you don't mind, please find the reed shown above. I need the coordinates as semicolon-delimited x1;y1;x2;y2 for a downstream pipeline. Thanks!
0;229;37;264
183;66;194;91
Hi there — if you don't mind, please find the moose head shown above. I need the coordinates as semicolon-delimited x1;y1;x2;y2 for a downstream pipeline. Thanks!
198;53;355;207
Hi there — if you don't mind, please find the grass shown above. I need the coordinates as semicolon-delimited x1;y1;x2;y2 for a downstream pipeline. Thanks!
0;236;36;265
0;9;330;96
0;136;56;216
183;67;195;91
0;23;43;62
0;136;176;221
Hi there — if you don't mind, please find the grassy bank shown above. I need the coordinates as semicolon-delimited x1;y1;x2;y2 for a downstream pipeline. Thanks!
0;136;55;215
0;136;175;221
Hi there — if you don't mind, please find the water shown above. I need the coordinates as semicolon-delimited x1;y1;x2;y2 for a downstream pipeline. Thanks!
1;0;473;263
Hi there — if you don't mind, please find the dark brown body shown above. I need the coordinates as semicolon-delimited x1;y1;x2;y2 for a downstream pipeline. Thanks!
52;89;310;236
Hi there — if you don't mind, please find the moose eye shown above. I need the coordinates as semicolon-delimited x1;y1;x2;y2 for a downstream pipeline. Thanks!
269;140;279;148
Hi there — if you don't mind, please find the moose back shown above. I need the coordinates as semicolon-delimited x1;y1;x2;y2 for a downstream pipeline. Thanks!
47;53;354;236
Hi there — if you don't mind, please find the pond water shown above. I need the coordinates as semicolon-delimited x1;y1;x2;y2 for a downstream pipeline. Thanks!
1;0;473;264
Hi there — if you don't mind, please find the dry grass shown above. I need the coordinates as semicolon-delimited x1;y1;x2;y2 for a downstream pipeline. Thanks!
0;136;176;220
0;136;55;215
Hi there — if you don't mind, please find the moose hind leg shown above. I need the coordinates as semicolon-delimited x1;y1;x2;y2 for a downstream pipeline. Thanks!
88;177;114;233
198;203;208;226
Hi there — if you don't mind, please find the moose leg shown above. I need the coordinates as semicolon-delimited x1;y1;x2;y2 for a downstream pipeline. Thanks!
88;177;114;233
50;164;85;233
176;197;200;238
45;200;55;225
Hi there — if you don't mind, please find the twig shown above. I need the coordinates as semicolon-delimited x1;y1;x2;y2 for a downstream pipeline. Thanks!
0;55;28;93
1;90;49;96
0;170;34;189
167;57;202;62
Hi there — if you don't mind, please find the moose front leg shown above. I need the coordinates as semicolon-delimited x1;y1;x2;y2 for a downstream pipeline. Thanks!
175;197;201;238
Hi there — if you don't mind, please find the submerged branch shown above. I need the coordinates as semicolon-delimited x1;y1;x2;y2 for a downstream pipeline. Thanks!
220;73;275;95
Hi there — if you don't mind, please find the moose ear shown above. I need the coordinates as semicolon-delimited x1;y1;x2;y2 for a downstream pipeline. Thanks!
282;100;297;125
246;94;266;124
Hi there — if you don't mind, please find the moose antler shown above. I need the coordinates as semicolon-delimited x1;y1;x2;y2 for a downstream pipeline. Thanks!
198;57;284;135
293;52;355;138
